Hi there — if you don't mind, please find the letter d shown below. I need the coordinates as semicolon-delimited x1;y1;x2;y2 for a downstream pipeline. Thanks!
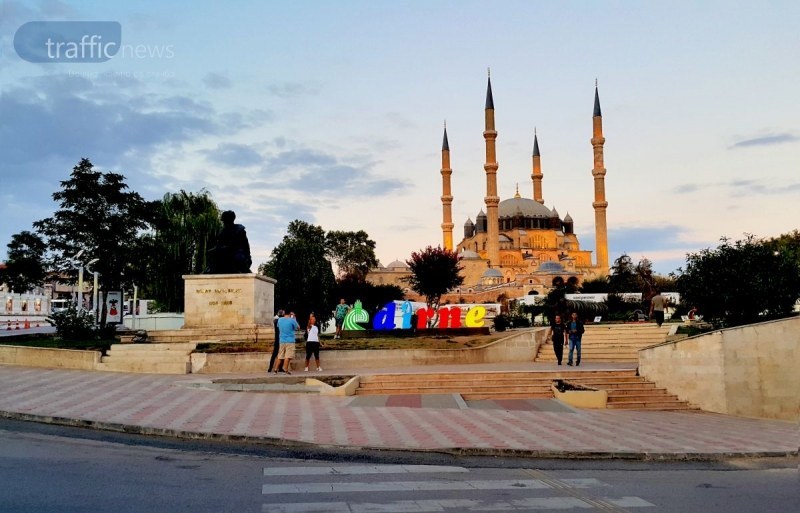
372;302;396;330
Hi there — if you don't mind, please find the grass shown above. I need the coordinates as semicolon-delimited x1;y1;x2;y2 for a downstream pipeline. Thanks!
0;334;114;352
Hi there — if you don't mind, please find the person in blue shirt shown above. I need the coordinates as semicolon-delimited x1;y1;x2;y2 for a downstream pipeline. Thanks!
274;310;300;374
566;312;585;366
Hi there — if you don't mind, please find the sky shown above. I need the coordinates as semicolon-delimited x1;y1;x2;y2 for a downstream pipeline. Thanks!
1;0;799;276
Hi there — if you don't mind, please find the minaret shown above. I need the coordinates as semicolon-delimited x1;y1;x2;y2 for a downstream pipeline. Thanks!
591;81;610;272
483;70;500;267
440;122;454;250
531;128;543;203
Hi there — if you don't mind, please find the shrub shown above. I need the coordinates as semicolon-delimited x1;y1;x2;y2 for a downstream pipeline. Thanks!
493;313;509;332
47;304;98;341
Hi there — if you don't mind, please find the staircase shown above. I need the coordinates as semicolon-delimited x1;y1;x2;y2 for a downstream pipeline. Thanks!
97;343;196;374
536;324;670;363
356;369;695;410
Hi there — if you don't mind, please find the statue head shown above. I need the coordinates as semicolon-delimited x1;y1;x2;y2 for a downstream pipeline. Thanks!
221;210;236;225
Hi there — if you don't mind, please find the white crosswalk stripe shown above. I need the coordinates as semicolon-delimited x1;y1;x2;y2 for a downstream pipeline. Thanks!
261;464;655;512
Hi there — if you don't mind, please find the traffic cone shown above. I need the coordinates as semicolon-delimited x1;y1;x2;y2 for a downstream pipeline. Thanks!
24;319;30;329
5;320;10;330
14;320;20;330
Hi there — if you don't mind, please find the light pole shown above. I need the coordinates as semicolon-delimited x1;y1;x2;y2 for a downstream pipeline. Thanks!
85;260;100;323
70;250;98;313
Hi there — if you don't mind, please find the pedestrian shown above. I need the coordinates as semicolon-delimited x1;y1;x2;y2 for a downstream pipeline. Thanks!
304;315;322;372
649;290;667;328
267;309;283;373
333;298;350;339
566;311;584;366
548;314;567;365
273;310;300;374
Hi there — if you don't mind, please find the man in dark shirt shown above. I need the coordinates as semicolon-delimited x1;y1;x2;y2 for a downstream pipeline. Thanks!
549;314;567;365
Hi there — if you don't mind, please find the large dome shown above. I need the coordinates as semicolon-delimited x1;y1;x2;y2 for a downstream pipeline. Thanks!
498;197;554;218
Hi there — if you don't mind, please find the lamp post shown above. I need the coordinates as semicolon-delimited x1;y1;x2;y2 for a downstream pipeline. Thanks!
85;260;100;323
70;250;98;313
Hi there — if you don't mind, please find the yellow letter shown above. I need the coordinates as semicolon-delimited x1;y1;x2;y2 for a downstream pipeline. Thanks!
465;306;486;327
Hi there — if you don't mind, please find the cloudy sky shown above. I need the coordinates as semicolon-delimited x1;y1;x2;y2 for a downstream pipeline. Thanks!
1;0;799;275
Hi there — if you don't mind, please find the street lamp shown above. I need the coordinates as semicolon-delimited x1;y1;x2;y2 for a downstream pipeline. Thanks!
70;250;98;313
85;260;100;322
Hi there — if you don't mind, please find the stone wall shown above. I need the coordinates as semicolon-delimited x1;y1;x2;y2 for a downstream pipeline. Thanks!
639;316;800;421
191;328;546;374
0;345;101;370
182;274;275;328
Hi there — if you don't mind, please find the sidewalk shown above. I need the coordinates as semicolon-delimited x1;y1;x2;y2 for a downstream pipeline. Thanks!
0;364;796;460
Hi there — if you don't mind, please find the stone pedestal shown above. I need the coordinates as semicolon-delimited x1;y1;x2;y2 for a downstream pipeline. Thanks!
183;274;275;328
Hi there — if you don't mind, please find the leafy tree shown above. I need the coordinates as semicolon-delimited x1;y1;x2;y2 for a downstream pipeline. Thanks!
608;253;638;293
334;275;403;316
580;276;609;293
675;234;800;327
403;246;464;317
33;159;151;304
141;190;221;311
0;231;46;292
325;230;379;281
259;220;336;328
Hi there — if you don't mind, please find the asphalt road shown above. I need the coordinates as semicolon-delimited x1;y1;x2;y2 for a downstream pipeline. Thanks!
0;418;796;513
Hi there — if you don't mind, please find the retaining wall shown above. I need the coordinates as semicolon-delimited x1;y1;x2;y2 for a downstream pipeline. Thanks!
0;345;101;370
639;316;800;421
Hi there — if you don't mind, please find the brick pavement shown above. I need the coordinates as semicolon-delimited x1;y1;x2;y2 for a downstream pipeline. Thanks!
0;365;796;459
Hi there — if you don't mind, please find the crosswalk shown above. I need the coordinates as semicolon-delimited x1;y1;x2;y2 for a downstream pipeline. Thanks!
261;464;655;512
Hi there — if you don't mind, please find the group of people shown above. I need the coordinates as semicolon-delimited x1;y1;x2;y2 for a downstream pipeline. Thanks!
548;312;585;366
268;309;323;374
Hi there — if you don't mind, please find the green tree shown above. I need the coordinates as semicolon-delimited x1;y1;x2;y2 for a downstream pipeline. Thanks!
325;230;379;281
0;231;47;292
259;220;336;328
675;234;800;327
403;246;464;316
33;158;151;322
580;276;610;293
334;275;403;316
141;190;221;311
608;253;638;293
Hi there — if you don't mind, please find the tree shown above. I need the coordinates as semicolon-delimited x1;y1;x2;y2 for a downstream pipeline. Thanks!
675;234;800;327
141;190;221;311
325;230;379;281
608;253;638;293
403;246;464;317
33;158;151;321
259;220;336;328
334;275;403;316
580;276;609;293
0;231;47;292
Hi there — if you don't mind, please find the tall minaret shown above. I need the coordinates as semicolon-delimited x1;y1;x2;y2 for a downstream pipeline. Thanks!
440;122;454;250
591;81;610;272
483;70;500;267
531;128;543;204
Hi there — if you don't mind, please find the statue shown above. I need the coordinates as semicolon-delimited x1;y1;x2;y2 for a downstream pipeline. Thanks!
205;210;252;274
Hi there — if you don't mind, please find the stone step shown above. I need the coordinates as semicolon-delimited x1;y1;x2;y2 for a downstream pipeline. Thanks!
107;343;197;352
605;400;695;410
96;360;191;374
356;384;553;395
606;391;673;401
462;391;555;400
359;370;637;384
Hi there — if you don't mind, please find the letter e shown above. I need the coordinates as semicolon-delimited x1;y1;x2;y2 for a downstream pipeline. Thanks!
465;306;486;327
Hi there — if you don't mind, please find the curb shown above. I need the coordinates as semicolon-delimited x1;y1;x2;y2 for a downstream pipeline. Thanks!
2;409;796;462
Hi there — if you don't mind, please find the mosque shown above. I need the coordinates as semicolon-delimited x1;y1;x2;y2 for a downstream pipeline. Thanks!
368;75;610;303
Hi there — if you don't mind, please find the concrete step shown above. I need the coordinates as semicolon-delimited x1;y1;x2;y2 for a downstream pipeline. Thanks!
356;384;553;395
96;360;191;374
605;400;695;410
107;343;197;352
462;391;555;400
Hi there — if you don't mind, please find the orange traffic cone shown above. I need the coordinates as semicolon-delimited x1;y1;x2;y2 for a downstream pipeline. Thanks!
24;319;30;329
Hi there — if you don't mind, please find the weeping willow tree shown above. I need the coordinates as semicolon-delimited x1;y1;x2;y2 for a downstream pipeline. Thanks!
142;190;221;312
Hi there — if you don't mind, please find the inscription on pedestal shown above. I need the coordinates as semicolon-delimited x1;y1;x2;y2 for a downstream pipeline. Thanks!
183;274;275;328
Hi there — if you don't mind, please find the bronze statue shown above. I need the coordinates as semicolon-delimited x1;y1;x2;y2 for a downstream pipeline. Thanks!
205;210;252;273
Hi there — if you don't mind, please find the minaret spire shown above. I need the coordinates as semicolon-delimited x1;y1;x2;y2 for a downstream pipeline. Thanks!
440;121;454;250
483;70;500;267
591;81;609;273
531;128;543;204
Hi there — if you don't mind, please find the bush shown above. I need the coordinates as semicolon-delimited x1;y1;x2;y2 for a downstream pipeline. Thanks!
493;313;509;332
47;304;99;341
508;313;531;328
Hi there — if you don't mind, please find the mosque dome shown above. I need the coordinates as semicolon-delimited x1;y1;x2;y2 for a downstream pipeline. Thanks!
482;268;503;278
386;259;409;269
538;261;566;273
459;249;481;259
498;197;554;219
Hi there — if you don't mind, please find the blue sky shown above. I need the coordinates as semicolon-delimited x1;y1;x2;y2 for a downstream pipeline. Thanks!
1;0;799;276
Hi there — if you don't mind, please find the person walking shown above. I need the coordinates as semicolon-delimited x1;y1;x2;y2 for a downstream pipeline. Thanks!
566;312;584;366
274;310;300;374
267;309;283;373
649;290;667;328
304;315;322;372
333;298;350;339
548;314;567;365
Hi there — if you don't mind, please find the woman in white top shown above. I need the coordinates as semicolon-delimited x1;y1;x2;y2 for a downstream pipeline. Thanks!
304;315;322;372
